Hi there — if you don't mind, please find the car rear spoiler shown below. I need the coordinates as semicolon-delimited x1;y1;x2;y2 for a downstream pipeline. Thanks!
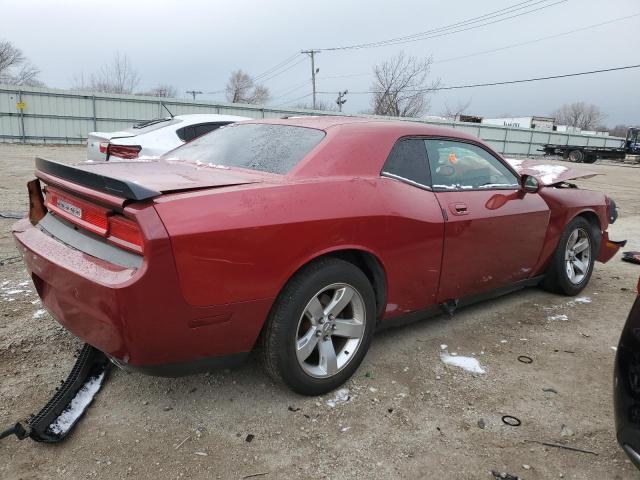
35;157;161;201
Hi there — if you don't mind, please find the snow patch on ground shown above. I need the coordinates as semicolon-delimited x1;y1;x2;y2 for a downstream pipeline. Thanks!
4;289;24;295
32;309;46;319
548;314;569;321
326;388;351;407
539;296;593;313
48;372;105;435
574;296;591;304
440;350;486;374
1;280;35;303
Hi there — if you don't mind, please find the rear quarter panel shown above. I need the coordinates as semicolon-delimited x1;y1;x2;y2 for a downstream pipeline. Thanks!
153;176;445;318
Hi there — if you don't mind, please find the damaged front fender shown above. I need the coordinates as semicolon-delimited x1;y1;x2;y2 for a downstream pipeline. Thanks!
598;231;627;263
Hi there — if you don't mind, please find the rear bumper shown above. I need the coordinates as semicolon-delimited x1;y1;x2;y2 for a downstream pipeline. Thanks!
598;231;626;263
12;217;272;373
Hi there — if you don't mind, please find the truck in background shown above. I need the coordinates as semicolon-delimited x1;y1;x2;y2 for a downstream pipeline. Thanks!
542;127;640;163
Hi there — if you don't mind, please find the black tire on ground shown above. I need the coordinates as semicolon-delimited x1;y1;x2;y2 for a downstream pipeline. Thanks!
583;154;598;164
542;216;600;296
568;149;585;163
260;258;376;395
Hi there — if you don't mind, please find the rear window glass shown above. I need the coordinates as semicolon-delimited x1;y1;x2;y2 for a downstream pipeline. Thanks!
127;117;182;134
164;123;325;174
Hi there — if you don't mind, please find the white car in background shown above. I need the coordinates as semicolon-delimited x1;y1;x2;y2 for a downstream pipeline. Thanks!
86;113;250;161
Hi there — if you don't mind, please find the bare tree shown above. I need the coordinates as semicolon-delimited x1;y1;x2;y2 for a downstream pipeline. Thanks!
370;52;440;117
441;99;472;120
0;39;44;86
608;124;633;137
74;53;139;94
293;99;338;111
225;70;270;104
137;84;178;98
551;102;606;130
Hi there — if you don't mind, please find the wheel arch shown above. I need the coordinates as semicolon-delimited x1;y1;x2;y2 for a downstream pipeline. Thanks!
566;209;603;257
575;209;601;232
282;246;388;321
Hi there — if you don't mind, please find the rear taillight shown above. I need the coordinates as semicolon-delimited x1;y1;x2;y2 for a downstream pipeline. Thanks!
107;215;144;253
99;142;109;154
107;144;141;160
45;187;109;235
43;186;144;254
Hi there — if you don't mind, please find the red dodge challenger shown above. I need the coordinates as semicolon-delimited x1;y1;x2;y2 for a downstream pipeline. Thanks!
12;116;623;395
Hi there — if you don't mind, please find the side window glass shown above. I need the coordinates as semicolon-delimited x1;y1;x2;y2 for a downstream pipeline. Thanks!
194;123;225;138
176;126;196;142
382;138;431;187
425;139;518;191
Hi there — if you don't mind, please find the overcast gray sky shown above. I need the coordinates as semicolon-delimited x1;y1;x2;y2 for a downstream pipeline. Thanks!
2;0;638;125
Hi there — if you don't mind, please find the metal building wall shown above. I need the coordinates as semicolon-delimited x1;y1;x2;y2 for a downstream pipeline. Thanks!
0;84;626;155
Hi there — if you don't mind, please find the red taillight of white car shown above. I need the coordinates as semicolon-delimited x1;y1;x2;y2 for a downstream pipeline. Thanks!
44;186;144;254
107;144;142;160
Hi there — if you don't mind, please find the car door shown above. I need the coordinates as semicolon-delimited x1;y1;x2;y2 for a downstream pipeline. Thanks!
425;138;550;301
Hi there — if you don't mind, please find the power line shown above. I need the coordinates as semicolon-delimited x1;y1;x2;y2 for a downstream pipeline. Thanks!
315;12;640;82
258;56;307;84
436;12;640;64
271;79;312;101
254;52;301;81
320;64;640;94
311;0;565;51
202;53;303;96
273;92;312;108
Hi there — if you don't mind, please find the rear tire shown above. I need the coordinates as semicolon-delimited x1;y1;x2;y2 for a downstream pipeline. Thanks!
568;149;585;163
260;258;376;395
583;154;597;164
542;217;599;296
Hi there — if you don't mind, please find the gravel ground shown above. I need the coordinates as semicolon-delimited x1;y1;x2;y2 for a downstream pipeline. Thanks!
1;144;639;479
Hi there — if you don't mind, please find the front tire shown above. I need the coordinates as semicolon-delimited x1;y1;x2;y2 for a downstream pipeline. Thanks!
542;217;598;295
261;258;376;395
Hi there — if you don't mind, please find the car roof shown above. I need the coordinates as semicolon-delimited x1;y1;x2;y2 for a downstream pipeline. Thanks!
244;115;480;140
239;116;498;178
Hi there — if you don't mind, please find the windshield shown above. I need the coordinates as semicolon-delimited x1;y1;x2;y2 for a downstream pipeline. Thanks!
163;123;325;174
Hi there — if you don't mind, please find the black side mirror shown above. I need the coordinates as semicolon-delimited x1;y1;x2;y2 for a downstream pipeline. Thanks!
521;174;540;194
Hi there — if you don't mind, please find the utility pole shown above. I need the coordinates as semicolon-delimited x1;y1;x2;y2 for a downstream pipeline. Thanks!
336;90;348;112
186;90;202;101
301;50;320;109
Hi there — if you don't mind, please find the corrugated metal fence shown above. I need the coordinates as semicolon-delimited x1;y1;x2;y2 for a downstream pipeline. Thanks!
0;84;625;156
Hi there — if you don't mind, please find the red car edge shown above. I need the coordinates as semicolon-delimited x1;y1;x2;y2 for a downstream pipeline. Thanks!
12;116;624;395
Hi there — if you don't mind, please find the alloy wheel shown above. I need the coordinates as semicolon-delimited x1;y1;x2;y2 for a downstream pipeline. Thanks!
564;227;591;285
295;283;366;378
